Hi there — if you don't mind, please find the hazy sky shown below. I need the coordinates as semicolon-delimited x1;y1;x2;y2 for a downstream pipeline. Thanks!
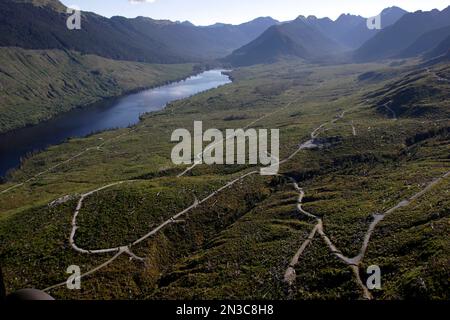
60;0;450;25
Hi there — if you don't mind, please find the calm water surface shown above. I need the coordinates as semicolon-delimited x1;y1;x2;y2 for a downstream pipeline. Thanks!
0;70;231;177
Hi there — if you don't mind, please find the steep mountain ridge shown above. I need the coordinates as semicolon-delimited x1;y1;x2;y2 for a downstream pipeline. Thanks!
225;7;408;66
0;0;278;63
305;7;407;49
354;6;450;61
401;26;450;58
224;17;343;66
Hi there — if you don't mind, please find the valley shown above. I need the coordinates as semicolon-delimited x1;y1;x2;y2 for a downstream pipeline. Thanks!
0;69;230;178
0;0;449;302
0;47;196;134
1;59;448;299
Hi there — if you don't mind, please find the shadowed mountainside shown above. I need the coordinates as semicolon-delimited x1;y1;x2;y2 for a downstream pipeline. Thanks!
224;17;343;66
354;6;450;61
306;7;407;49
224;7;407;67
1;0;278;63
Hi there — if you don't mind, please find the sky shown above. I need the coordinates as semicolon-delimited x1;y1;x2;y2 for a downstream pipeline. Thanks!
60;0;450;25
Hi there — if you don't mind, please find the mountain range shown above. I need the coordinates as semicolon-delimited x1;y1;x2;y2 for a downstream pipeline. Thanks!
224;17;344;67
2;1;450;67
354;6;450;61
304;6;408;49
1;0;278;63
224;7;409;66
225;6;450;67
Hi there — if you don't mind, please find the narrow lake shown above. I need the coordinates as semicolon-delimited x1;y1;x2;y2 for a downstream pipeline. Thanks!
0;69;231;177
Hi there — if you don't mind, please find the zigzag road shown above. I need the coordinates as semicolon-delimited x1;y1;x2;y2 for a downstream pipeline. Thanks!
283;168;450;300
43;95;344;292
30;71;450;296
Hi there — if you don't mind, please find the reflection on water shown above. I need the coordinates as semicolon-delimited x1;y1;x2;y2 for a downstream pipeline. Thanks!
0;70;231;177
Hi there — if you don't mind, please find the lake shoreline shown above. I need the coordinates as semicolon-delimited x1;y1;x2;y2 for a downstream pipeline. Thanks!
0;69;232;181
0;68;207;137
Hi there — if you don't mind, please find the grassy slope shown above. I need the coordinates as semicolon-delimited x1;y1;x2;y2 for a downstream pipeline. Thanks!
0;47;194;133
0;59;449;300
